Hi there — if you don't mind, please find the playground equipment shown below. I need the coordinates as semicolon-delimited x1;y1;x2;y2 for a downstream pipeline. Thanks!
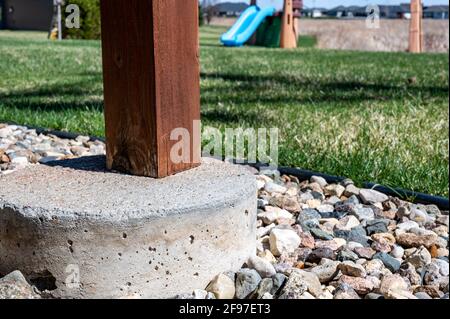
220;6;276;46
220;0;302;48
409;0;424;53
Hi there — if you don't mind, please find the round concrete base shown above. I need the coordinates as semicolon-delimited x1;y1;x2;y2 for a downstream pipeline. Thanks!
0;156;256;299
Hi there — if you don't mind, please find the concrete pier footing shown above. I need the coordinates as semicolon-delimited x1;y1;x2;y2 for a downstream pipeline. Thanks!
0;156;256;299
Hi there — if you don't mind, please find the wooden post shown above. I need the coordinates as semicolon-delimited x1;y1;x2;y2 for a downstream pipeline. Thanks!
100;0;201;178
292;0;303;46
248;0;258;45
280;0;297;49
409;0;424;53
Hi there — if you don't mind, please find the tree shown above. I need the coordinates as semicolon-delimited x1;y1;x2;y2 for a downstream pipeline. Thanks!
202;0;217;25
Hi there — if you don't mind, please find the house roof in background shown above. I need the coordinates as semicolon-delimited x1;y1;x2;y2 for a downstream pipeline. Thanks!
214;2;249;12
424;5;449;12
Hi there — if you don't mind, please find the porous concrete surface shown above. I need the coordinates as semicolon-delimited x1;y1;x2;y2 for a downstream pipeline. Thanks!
0;156;257;299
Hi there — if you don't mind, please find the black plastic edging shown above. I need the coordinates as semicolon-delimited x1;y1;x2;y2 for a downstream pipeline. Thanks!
3;123;449;211
364;183;449;211
274;165;449;211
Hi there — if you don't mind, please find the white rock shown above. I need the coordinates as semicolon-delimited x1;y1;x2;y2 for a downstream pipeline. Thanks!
39;156;60;164
324;184;345;197
407;246;432;269
44;151;65;158
269;228;301;256
344;184;361;197
339;261;367;277
89;144;105;155
258;249;277;264
258;206;292;224
264;182;287;194
347;241;364;251
317;204;334;214
247;255;277;278
310;175;328;187
299;192;314;203
396;221;420;233
335;216;360;231
433;258;449;276
0;127;13;138
193;289;208;299
318;290;334;299
352;206;375;221
390;245;405;259
11;156;28;165
325;196;341;205
75;135;90;144
299;291;316;299
359;189;389;204
256;224;276;238
205;274;235;299
256;179;266;190
379;274;409;297
410;207;433;225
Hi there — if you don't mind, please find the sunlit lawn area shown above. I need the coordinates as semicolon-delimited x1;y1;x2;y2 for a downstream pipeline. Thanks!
0;26;448;196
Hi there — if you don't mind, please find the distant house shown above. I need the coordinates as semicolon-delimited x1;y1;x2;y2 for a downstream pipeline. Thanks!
324;3;448;20
0;0;54;31
302;8;327;18
423;5;449;19
214;2;249;17
378;5;408;19
326;5;367;18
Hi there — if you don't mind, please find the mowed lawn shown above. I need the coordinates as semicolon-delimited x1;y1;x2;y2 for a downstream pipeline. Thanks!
0;26;448;196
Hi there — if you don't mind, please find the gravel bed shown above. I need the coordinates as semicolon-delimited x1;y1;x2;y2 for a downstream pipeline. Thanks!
0;123;448;299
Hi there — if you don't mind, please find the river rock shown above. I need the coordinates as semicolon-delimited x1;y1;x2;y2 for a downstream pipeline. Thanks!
338;275;374;294
0;271;40;299
406;246;432;269
335;216;360;231
271;273;287;296
253;278;274;299
309;259;341;283
269;228;301;256
247;255;277;278
310;228;334;241
279;269;322;298
396;231;438;248
259;206;293;225
373;252;401;273
206;273;236;299
324;184;345;197
333;283;361;299
354;247;376;259
339;261;367;277
359;189;389;205
310;176;328;188
265;182;287;194
235;269;262;299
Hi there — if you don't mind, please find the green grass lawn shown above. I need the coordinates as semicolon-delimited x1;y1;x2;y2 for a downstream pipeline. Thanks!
0;27;448;196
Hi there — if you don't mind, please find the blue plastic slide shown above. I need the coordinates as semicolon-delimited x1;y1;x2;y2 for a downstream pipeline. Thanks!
220;6;276;47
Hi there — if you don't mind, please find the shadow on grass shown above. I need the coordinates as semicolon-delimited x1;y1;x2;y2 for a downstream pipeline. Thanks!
0;76;104;112
200;71;449;106
2;70;447;124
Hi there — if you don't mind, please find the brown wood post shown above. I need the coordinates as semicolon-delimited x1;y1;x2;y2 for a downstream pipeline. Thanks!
409;0;424;53
100;0;201;178
280;0;297;49
292;0;303;46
